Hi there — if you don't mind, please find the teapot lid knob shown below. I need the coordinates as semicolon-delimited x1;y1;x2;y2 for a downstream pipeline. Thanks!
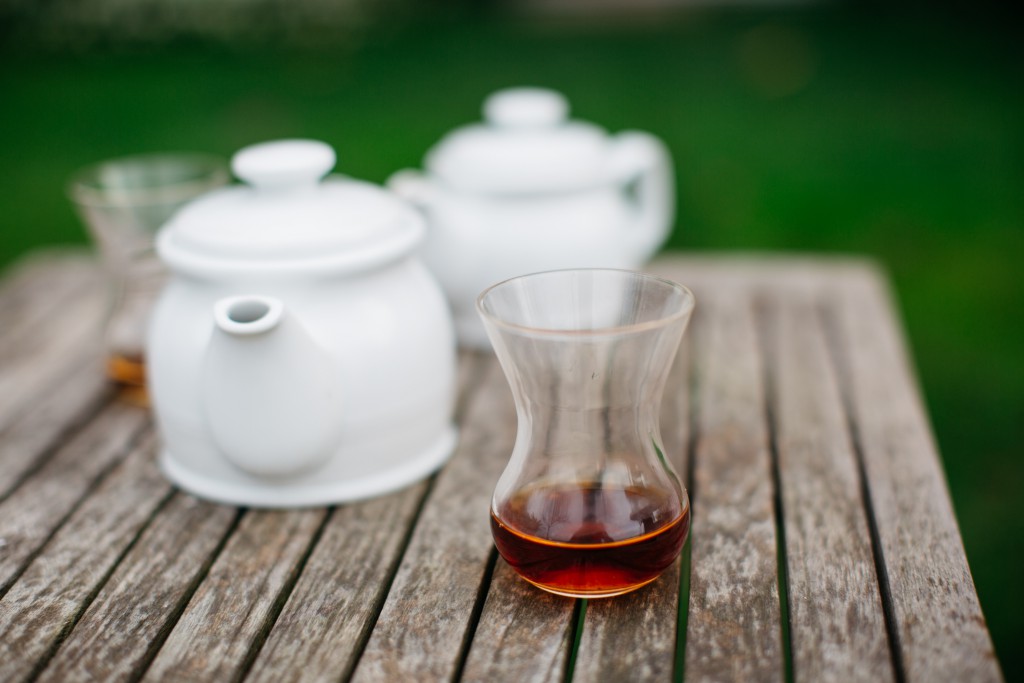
232;139;336;190
483;88;569;128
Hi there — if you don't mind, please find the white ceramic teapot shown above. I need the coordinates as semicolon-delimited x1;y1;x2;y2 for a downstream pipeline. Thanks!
389;87;675;348
148;139;457;507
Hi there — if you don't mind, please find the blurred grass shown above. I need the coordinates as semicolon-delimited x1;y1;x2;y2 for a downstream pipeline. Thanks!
1;6;1021;677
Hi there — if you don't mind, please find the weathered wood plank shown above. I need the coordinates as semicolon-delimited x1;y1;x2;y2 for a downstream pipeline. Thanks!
575;563;683;682
649;254;876;293
0;262;106;433
0;252;115;498
827;272;1002;682
245;352;489;683
0;358;112;500
0;251;99;347
141;507;328;682
0;253;1000;683
351;357;514;682
764;291;893;682
572;336;693;682
244;481;429;683
0;251;66;324
36;492;237;683
684;285;783;683
461;559;575;683
0;430;171;682
0;400;150;594
460;335;622;683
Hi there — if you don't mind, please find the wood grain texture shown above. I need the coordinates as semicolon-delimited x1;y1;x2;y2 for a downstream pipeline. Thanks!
351;357;515;682
0;251;100;355
0;262;105;432
461;559;575;683
37;492;237;683
764;291;893;682
142;507;328;683
0;253;1001;683
827;271;1003;682
0;430;170;682
0;250;112;497
0;358;112;500
684;285;783;683
572;337;693;682
245;481;430;683
575;562;683;682
245;352;490;683
0;252;110;498
0;401;150;593
0;251;73;324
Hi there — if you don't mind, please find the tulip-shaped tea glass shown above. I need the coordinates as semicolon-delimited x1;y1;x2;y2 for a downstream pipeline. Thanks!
69;153;228;391
478;269;695;598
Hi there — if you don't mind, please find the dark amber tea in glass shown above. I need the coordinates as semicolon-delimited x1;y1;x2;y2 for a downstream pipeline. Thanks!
68;153;228;393
491;482;690;597
478;269;695;599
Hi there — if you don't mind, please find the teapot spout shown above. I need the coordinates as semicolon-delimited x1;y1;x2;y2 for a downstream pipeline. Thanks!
203;296;341;478
214;296;285;336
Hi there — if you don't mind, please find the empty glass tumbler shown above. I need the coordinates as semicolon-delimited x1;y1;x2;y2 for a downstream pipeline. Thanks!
69;153;228;390
479;269;695;598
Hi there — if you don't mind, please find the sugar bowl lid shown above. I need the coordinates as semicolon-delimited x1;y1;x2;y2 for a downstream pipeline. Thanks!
158;139;424;274
424;87;614;195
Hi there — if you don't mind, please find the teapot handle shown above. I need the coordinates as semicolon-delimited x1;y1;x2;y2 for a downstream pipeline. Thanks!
387;169;437;210
609;132;675;261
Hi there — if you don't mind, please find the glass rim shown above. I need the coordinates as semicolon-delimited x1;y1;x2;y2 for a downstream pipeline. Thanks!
476;267;696;338
67;152;230;208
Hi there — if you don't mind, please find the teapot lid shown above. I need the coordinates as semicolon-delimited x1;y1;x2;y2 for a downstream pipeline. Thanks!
159;139;424;274
424;88;612;194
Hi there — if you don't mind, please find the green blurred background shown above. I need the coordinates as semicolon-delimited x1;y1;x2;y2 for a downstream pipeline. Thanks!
1;0;1021;677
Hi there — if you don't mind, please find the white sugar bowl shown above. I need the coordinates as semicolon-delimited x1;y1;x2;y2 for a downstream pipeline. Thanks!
389;87;675;348
148;139;457;507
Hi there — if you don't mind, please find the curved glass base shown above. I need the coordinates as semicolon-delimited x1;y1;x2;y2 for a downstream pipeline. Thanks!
491;504;689;600
516;573;662;599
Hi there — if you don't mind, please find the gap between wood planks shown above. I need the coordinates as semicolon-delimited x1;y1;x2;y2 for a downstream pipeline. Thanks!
20;351;495;683
452;548;502;682
0;381;116;507
126;507;245;682
818;302;907;683
340;477;446;682
24;487;179;683
0;406;151;601
158;351;494;683
756;297;797;683
232;508;337;683
3;281;919;683
673;316;702;683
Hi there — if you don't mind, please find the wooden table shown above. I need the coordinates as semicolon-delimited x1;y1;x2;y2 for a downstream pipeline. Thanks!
0;252;1001;682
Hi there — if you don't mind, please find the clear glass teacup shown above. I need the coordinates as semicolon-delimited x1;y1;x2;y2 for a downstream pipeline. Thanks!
479;268;695;598
68;153;228;396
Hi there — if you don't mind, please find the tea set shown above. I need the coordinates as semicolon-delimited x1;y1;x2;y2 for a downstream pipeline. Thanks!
119;87;677;510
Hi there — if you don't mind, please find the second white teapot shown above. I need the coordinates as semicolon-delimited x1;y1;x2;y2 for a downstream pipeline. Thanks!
389;87;676;349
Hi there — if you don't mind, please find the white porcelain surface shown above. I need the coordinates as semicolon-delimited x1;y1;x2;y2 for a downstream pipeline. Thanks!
149;139;457;507
388;87;675;348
